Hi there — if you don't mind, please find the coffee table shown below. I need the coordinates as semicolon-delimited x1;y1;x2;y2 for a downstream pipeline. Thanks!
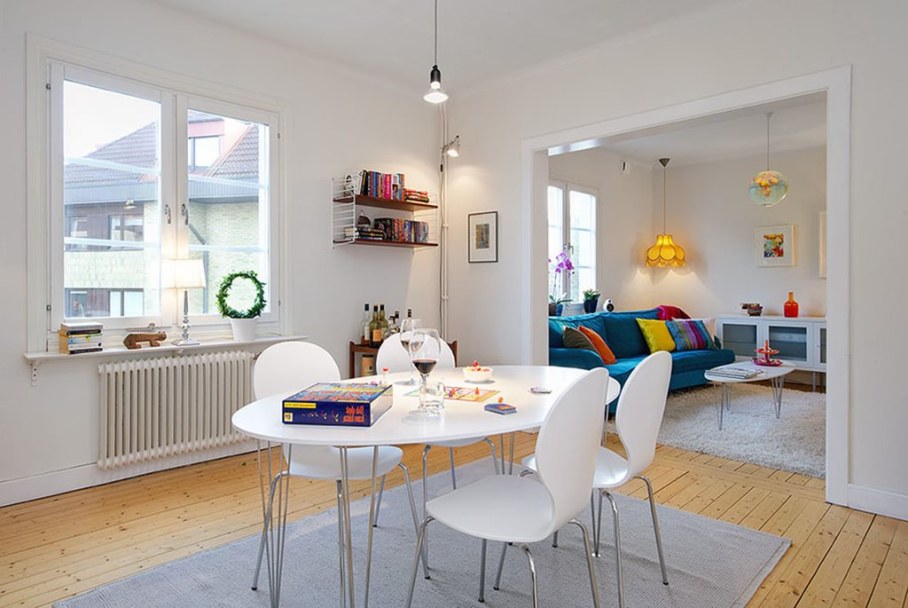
704;360;795;430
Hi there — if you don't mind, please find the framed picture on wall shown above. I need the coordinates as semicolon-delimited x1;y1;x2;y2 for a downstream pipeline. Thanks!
754;224;797;267
468;211;498;263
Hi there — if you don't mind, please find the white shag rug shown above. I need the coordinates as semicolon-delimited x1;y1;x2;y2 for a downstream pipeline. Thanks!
648;384;826;478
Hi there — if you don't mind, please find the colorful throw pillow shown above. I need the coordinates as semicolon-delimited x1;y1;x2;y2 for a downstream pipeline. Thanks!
636;319;676;353
577;325;617;365
666;319;718;351
562;326;597;353
656;305;691;321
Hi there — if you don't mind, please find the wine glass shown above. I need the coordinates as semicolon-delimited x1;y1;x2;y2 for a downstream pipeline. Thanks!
409;328;441;416
397;317;420;385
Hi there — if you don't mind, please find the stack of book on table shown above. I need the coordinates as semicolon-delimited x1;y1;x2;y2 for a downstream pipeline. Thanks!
709;366;762;379
59;322;103;355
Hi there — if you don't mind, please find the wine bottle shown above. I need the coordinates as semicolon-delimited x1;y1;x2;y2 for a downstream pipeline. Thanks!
378;304;388;342
361;303;371;345
370;305;381;347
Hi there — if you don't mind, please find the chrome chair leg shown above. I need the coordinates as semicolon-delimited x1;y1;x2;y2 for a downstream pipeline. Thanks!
421;446;432;570
482;437;500;474
372;474;387;527
588;493;598;555
448;448;457;489
594;489;605;557
336;481;347;608
568;519;602;608
639;475;669;585
251;470;286;591
552;530;559;548
604;491;626;608
520;544;539;608
493;542;509;590
406;517;435;608
479;538;488;602
397;462;428;577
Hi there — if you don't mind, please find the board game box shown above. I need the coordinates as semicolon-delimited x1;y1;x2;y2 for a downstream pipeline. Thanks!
282;382;392;427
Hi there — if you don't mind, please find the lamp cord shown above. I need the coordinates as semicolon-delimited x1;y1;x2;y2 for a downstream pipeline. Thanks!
663;165;667;233
433;0;438;65
765;111;772;171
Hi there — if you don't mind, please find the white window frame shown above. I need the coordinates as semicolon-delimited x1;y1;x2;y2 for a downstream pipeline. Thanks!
548;180;597;303
26;36;286;352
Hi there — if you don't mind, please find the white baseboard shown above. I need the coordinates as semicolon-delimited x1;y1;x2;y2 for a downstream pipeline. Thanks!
848;484;908;520
0;441;258;507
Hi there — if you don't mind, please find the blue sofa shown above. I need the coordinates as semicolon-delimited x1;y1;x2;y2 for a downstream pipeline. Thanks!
548;308;735;395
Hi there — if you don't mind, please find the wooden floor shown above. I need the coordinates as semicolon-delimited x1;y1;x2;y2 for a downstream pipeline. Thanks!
1;436;906;608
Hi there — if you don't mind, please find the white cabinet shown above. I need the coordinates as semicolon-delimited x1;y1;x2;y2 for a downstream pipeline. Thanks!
717;315;827;375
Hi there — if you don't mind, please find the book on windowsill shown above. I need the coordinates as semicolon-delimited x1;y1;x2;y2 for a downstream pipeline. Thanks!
282;382;392;427
708;366;762;379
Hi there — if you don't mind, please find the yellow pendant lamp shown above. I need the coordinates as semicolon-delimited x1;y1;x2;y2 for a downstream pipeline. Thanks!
646;158;686;267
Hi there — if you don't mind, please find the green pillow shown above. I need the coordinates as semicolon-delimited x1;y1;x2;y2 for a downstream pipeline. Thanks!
563;326;597;352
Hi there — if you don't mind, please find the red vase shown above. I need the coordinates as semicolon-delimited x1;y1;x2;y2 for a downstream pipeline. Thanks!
784;291;799;317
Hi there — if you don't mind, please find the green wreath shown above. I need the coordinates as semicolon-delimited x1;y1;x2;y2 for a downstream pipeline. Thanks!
216;270;266;319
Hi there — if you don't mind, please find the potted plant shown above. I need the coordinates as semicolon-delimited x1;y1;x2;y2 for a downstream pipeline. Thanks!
548;250;574;315
583;288;601;313
216;270;266;341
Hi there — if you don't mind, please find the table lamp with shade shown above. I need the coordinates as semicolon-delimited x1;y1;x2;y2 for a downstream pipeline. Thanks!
164;258;206;346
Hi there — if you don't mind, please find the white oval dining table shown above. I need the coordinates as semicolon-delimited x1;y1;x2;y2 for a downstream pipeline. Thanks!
232;365;620;608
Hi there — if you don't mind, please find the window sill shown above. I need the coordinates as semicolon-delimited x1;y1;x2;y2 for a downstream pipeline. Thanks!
24;334;307;385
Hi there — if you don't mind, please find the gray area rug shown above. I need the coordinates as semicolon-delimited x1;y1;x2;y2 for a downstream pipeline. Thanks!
653;384;826;478
55;460;790;608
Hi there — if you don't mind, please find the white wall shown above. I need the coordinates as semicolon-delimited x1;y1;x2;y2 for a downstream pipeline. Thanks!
447;0;908;514
0;0;440;503
651;147;827;318
548;149;654;311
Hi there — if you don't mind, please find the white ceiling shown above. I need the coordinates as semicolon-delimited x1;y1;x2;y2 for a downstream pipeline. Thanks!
149;0;826;164
151;0;730;93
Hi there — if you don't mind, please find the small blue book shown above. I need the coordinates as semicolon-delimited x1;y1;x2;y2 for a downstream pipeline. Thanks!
484;402;517;415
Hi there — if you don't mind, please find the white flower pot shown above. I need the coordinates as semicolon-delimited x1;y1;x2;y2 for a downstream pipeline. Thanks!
229;318;258;342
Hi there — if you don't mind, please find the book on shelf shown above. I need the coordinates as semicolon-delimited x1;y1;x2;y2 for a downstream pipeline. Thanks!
282;382;392;427
59;322;103;335
356;170;408;201
58;322;104;353
708;366;762;379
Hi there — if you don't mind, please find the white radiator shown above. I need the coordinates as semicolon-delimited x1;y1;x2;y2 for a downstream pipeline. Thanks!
98;351;254;469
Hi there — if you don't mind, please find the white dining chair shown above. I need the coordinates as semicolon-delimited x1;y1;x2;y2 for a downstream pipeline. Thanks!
405;368;609;608
521;350;673;608
375;333;499;501
250;341;420;595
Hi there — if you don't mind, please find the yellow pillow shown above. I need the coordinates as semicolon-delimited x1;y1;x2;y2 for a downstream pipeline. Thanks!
636;318;676;353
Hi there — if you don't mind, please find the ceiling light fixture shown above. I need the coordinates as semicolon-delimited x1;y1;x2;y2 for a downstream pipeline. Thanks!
749;111;789;207
645;158;686;268
423;0;448;104
442;135;460;157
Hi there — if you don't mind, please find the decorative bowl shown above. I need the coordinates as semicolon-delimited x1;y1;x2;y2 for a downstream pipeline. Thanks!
752;357;783;367
463;366;493;383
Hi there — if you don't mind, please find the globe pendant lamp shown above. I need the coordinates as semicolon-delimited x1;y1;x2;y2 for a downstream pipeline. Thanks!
646;158;686;267
749;111;789;207
423;0;448;104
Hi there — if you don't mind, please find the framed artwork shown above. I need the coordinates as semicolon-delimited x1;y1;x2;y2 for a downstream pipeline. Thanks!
754;224;796;267
819;211;827;278
468;211;498;263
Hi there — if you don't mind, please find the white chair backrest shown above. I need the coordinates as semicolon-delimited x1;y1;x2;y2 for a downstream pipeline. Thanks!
375;333;455;374
254;341;341;399
615;350;672;478
535;368;609;532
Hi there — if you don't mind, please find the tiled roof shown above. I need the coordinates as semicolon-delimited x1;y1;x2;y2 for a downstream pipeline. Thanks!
64;118;260;204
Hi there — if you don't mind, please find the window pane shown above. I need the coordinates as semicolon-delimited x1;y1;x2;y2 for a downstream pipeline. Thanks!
63;80;162;319
547;185;564;259
187;110;269;315
571;229;595;267
569;190;595;229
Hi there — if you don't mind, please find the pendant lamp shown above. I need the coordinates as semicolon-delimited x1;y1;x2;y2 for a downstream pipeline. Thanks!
645;158;686;268
749;111;789;206
423;0;448;104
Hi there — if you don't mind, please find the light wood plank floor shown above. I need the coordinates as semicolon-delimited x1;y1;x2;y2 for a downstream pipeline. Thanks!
1;436;906;608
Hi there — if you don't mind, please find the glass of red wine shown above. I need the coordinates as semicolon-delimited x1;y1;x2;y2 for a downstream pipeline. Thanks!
408;328;441;416
398;317;420;385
